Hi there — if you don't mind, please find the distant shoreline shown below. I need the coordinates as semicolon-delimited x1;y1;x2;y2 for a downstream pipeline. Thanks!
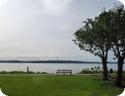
0;60;120;64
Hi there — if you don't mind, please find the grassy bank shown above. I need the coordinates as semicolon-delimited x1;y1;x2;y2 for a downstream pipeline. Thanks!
0;75;123;96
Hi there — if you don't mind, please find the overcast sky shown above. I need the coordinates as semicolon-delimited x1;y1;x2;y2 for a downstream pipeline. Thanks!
0;0;122;61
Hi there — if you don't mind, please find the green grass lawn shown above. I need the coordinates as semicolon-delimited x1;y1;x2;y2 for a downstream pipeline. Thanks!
0;75;123;96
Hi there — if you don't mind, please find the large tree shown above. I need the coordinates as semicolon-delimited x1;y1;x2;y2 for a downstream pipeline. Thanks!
108;6;125;87
73;11;112;80
74;5;125;86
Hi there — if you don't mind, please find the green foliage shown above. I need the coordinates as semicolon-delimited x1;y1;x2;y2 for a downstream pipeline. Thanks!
78;67;102;74
37;72;49;74
0;71;49;74
106;5;125;59
110;72;125;85
79;69;93;74
73;6;115;80
104;5;125;86
0;71;27;74
73;5;125;81
73;13;112;58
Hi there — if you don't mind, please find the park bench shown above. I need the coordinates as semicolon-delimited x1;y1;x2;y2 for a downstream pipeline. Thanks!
56;69;72;75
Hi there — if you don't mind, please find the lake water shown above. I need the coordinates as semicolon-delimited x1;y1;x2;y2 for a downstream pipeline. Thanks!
0;63;124;74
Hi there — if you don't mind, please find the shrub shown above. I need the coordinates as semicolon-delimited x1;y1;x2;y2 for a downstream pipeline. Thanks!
78;68;103;74
110;72;125;85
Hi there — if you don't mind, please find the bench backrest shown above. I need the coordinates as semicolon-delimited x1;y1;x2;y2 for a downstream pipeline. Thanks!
56;69;72;75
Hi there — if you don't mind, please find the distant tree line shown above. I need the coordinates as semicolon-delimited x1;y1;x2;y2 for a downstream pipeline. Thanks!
0;71;49;74
73;5;125;87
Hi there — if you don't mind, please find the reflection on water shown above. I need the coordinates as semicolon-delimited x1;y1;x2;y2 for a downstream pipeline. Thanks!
0;63;124;74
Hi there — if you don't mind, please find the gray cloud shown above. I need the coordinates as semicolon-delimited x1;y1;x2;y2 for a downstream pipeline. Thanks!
0;0;119;61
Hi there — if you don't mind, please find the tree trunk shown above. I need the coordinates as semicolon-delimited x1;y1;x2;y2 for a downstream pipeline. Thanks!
102;58;108;80
115;57;124;87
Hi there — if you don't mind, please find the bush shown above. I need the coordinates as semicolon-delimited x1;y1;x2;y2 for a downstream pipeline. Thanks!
27;71;35;74
79;69;93;74
110;72;125;85
36;72;48;74
10;71;26;74
0;71;8;74
78;68;103;74
0;71;49;74
41;72;48;74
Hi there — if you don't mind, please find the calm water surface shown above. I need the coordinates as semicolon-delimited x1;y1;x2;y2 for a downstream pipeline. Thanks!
0;63;124;74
